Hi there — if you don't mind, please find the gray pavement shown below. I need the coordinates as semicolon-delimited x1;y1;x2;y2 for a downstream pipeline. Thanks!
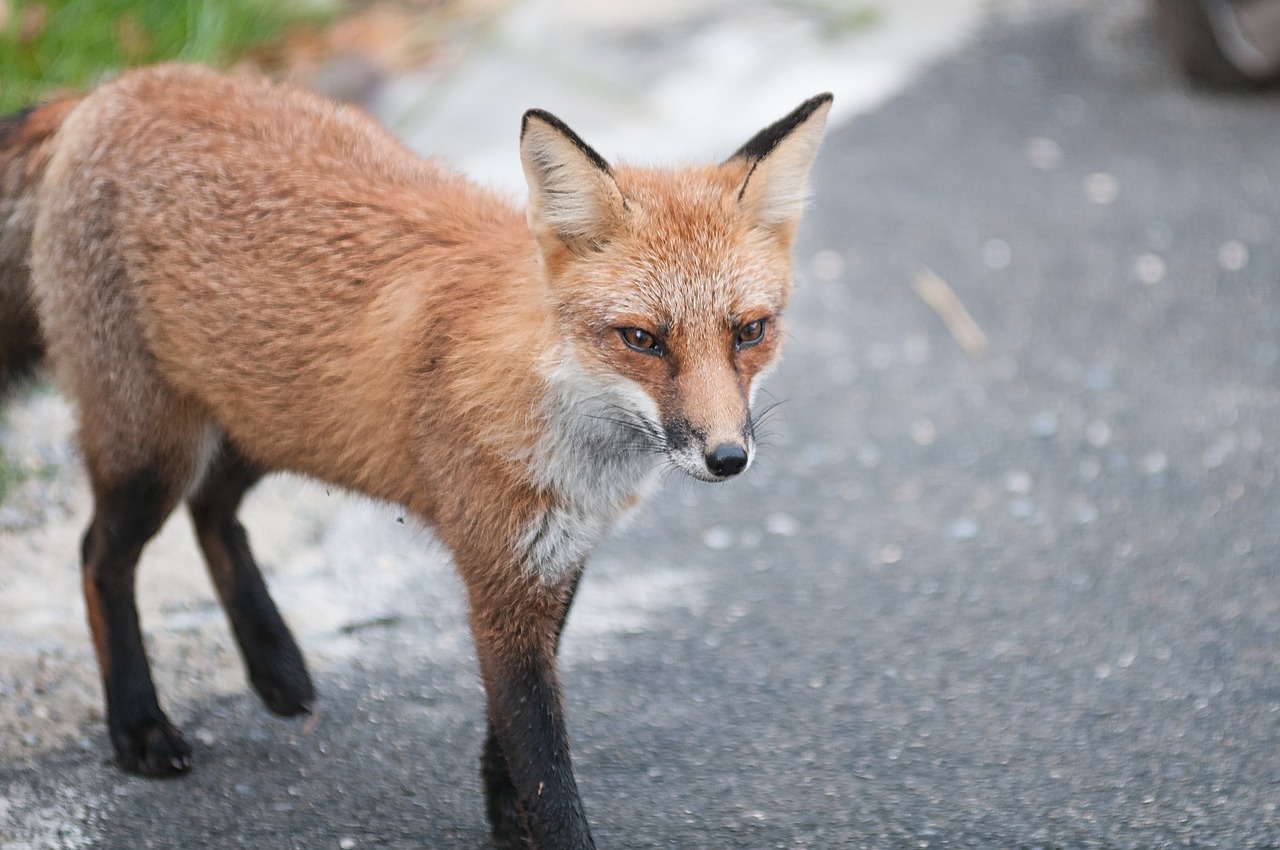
4;4;1280;849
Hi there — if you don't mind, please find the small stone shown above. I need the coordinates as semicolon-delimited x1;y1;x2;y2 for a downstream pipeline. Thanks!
764;513;798;536
1025;136;1063;170
910;419;937;446
701;526;734;550
879;544;903;565
1086;420;1112;448
1004;469;1033;494
1218;240;1249;271
947;517;980;540
1134;252;1166;285
1031;411;1059;438
982;238;1013;269
1202;441;1231;470
856;443;883;468
1084;172;1119;204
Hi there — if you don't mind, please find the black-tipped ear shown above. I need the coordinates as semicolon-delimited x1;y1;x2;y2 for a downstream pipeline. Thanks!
729;93;833;231
521;108;613;175
520;109;627;254
728;93;834;164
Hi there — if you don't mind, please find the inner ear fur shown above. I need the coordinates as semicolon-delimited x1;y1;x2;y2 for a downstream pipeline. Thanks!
520;109;627;255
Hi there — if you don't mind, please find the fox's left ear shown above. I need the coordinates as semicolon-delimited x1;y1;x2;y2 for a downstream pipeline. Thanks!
521;109;627;256
729;93;833;232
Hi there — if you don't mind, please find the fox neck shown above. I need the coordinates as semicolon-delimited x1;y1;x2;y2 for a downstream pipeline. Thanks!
517;347;661;583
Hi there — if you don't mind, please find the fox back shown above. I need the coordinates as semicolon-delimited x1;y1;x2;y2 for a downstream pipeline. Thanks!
0;64;830;850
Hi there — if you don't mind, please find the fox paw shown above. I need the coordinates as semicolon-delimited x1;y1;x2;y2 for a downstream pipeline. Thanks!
112;717;193;777
248;643;315;718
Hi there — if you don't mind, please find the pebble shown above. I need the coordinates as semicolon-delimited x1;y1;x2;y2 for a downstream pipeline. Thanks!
1004;469;1033;494
1134;252;1166;285
1084;171;1119;205
1202;440;1232;470
1142;451;1168;475
910;419;937;446
982;237;1013;269
765;513;799;536
1025;136;1063;170
1031;411;1059;438
701;526;734;550
947;517;980;540
1086;420;1112;448
856;443;883;469
1218;240;1249;271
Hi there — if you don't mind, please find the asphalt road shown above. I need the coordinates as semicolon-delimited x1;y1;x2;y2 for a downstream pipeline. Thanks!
3;7;1279;849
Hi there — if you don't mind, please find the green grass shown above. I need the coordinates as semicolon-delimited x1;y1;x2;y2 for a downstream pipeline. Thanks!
0;0;332;113
0;422;23;506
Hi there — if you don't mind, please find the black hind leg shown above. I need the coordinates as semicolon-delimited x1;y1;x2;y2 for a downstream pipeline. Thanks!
82;468;193;776
189;441;314;716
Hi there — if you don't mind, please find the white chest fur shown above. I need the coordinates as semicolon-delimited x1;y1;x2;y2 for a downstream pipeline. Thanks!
518;355;662;583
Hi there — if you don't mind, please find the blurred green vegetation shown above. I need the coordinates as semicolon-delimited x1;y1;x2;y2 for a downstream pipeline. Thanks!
0;437;21;504
0;0;332;113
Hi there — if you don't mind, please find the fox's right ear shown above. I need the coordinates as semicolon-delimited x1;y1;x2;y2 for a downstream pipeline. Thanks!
520;109;627;256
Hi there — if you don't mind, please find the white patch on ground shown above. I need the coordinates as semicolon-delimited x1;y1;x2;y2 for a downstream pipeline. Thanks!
562;559;708;658
0;392;459;764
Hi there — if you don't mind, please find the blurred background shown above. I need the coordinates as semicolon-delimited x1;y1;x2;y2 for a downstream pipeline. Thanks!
2;1;1279;848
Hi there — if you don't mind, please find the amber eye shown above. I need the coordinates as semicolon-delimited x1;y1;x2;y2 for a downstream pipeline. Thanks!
620;327;663;355
736;319;767;349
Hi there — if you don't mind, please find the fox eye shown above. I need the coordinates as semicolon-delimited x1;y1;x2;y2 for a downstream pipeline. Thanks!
736;319;767;349
620;327;663;355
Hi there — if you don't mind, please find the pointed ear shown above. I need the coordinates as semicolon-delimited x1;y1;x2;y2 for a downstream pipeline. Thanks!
520;109;627;255
729;93;833;232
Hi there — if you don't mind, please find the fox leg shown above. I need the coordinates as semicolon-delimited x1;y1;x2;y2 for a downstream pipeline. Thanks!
469;568;593;850
81;456;200;776
482;571;583;848
188;440;314;717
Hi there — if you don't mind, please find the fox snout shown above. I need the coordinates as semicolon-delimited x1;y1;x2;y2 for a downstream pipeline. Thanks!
660;415;755;482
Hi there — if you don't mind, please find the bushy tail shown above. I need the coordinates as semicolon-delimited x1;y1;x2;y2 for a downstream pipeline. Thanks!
0;97;79;402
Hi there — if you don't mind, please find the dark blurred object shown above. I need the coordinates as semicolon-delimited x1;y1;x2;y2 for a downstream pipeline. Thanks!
1152;0;1280;88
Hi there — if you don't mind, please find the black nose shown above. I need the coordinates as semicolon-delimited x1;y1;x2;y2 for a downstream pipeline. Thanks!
705;443;749;478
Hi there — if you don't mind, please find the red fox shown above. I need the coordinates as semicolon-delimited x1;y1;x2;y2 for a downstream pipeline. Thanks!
0;64;830;849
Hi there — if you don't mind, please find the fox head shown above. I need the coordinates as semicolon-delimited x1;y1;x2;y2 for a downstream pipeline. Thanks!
521;94;832;484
